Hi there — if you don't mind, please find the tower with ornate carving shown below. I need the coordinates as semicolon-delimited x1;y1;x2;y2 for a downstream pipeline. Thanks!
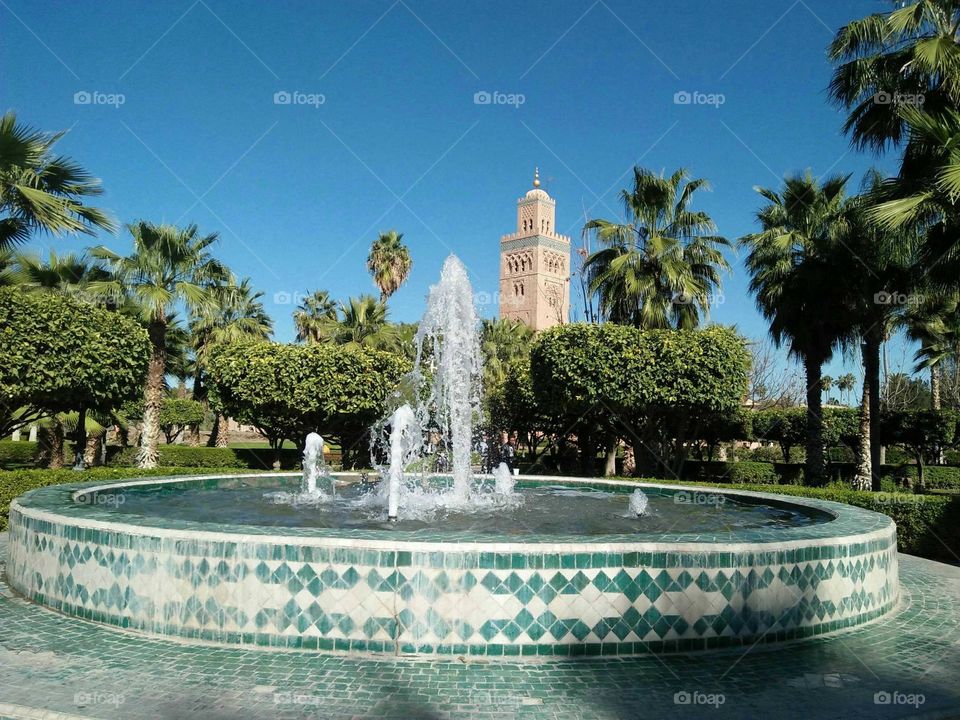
498;169;571;330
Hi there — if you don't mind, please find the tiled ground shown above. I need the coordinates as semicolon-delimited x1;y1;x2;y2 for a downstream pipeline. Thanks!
0;534;958;720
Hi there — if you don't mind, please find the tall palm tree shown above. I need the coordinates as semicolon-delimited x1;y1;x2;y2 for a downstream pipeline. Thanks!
837;373;857;405
89;222;231;468
909;297;960;409
0;112;115;249
582;167;730;329
829;0;960;152
294;289;337;343
367;230;412;302
740;172;854;483
192;278;273;447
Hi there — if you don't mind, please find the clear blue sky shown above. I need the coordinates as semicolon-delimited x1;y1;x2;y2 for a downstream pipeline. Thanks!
2;0;908;385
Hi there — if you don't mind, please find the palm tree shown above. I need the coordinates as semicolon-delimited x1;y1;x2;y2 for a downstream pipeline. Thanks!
909;298;960;410
322;295;399;351
192;278;273;447
829;0;960;152
0;112;115;249
89;222;231;468
294;290;337;343
837;373;857;405
740;172;854;484
821;375;835;403
11;249;110;299
481;317;535;389
582;167;730;329
367;230;412;302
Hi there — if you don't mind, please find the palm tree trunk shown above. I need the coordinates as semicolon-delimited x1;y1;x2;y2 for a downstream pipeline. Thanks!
931;365;941;410
865;329;882;491
854;345;871;491
622;444;636;477
216;414;230;448
42;418;65;469
84;430;104;467
139;318;167;469
803;354;825;485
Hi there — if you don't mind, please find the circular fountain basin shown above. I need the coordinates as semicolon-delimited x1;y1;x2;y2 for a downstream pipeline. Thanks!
7;474;899;657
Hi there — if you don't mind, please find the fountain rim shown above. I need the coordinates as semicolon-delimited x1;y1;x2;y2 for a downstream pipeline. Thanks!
10;472;894;550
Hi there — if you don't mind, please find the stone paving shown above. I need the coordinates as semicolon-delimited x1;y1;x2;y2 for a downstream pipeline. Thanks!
0;533;958;719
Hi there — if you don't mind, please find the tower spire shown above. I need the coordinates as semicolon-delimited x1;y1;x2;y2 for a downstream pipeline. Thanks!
533;167;540;188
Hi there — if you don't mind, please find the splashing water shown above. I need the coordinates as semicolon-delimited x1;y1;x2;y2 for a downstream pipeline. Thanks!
385;405;420;521
493;462;515;495
264;432;333;507
628;488;648;517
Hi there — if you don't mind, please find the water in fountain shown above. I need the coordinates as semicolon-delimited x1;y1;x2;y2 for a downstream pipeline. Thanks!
493;462;515;495
628;488;648;517
264;432;333;506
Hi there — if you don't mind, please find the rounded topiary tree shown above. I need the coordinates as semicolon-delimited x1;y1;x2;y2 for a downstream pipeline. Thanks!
207;341;410;468
0;287;150;466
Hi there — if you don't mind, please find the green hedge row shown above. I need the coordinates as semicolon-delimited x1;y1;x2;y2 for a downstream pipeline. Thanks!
106;445;304;470
0;441;38;468
633;477;960;562
0;467;260;531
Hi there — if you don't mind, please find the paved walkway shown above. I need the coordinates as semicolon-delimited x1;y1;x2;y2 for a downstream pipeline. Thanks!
0;534;958;719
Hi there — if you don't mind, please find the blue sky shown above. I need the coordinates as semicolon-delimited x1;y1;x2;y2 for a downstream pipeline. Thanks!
2;0;910;387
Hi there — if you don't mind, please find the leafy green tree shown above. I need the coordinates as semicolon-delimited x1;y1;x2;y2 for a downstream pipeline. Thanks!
367;230;412;301
0;288;149;454
294;290;337;343
158;398;206;444
89;222;231;468
751;408;808;464
829;0;960;152
582;167;729;329
0;112;115;249
530;324;749;476
881;409;959;488
740;172;855;483
207;341;409;468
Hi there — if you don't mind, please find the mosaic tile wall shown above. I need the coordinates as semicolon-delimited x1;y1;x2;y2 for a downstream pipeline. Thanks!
6;479;900;657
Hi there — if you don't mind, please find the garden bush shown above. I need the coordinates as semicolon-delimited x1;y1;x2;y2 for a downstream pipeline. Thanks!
0;441;38;469
107;444;303;470
0;467;259;531
680;460;779;484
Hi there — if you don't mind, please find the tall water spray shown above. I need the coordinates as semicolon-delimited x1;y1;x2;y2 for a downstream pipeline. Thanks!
411;255;483;501
386;404;419;521
302;432;326;495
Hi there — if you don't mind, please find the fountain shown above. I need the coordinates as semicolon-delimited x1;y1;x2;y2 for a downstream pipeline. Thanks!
5;253;900;658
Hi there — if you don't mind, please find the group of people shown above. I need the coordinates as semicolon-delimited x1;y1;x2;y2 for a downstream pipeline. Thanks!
476;437;515;474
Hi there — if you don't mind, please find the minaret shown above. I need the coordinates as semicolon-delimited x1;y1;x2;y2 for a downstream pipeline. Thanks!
498;168;571;330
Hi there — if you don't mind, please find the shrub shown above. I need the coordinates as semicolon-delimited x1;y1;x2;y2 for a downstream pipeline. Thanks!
680;460;779;484
0;466;258;530
108;444;303;470
0;287;149;437
0;440;38;469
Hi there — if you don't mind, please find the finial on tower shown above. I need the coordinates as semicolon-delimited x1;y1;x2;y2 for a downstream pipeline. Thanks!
533;167;540;188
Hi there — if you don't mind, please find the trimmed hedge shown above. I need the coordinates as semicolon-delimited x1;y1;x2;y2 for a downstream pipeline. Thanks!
0;441;38;469
629;477;960;562
680;460;779;484
0;467;260;531
107;445;304;470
